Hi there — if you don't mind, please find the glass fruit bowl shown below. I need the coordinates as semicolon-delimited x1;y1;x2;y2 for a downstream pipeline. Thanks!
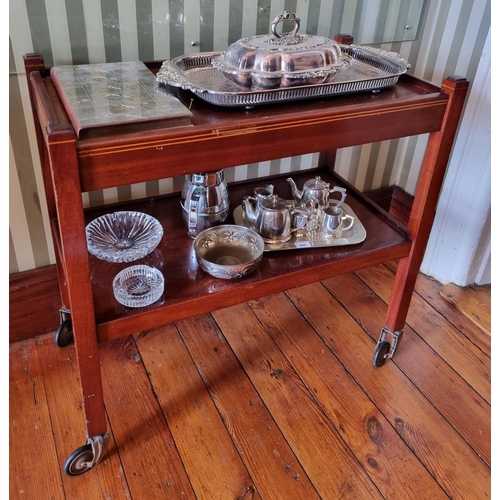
86;211;163;263
112;265;164;308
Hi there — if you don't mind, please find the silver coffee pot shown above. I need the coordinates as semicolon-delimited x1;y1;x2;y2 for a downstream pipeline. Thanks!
287;175;346;209
180;169;230;238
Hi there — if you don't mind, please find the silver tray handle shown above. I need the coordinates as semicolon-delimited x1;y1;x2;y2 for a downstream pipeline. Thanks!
156;60;194;90
355;45;410;70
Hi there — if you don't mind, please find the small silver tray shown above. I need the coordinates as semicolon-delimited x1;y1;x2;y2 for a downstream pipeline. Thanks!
156;46;409;108
233;202;366;252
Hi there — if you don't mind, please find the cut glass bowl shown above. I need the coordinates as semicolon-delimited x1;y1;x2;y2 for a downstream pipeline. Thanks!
86;211;163;263
112;265;164;308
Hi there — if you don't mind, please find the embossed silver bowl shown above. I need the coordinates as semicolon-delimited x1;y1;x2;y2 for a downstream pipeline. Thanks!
194;225;265;279
211;11;348;89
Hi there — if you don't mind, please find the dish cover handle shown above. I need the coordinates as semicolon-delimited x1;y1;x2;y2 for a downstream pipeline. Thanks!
271;11;301;43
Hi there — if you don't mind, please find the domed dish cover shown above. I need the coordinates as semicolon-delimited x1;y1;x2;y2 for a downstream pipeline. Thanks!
211;11;348;89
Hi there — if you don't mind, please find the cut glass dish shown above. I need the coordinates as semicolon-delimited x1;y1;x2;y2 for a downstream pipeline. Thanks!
112;265;164;308
86;211;163;263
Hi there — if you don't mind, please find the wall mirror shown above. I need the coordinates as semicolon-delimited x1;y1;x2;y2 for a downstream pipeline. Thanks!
166;0;425;55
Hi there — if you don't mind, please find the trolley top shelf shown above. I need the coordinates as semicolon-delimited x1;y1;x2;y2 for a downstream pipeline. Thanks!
27;54;453;193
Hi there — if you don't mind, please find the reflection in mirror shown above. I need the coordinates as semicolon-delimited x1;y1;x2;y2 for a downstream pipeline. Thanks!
351;0;425;44
164;0;424;57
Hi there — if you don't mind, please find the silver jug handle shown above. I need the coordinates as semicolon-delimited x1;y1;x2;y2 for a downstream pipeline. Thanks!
341;213;355;231
188;191;201;238
290;207;309;233
329;186;346;207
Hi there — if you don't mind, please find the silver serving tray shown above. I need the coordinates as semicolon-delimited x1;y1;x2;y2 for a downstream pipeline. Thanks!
156;46;409;108
233;202;366;252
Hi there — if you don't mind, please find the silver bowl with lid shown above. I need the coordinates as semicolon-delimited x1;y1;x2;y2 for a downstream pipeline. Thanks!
211;11;349;89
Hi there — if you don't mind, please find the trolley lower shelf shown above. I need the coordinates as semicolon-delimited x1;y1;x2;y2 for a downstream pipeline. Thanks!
68;170;411;344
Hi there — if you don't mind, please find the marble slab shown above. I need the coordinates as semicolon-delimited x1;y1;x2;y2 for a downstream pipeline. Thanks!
50;61;192;136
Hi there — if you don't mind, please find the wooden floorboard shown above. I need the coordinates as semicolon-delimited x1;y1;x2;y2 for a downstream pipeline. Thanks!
9;339;64;500
439;282;491;336
99;335;196;499
324;272;491;466
9;266;491;499
243;292;448;499
355;265;491;404
211;303;383;499
36;334;130;499
387;261;491;356
285;281;490;500
176;314;319;500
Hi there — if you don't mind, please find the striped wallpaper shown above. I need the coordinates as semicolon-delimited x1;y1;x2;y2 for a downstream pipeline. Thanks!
9;0;490;273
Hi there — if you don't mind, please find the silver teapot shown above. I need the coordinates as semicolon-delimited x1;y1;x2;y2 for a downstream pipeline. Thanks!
180;169;230;238
287;175;346;209
242;194;305;243
242;184;274;230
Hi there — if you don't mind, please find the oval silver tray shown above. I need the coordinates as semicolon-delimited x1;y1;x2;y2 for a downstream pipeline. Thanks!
156;45;409;108
233;202;366;252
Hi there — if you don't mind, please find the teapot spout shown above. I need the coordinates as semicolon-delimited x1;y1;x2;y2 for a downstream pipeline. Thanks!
242;196;258;227
286;177;302;202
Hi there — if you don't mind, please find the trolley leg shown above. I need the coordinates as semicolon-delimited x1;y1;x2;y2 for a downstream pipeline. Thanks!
374;77;469;366
25;56;110;476
44;122;109;473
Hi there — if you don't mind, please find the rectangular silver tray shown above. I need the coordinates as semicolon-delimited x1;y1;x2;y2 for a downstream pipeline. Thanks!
233;202;366;252
156;45;408;108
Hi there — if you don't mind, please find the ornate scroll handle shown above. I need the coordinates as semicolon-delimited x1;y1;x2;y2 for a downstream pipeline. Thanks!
156;60;193;90
356;45;411;70
271;11;301;43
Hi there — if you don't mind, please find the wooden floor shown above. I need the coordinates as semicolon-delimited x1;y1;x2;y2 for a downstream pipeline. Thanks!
10;262;491;499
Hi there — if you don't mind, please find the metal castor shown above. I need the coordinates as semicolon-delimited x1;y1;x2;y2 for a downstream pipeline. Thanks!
64;433;110;476
64;443;94;476
55;319;73;347
373;327;404;367
373;340;391;367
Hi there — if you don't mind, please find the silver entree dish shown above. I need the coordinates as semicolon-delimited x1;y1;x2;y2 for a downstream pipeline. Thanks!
211;11;347;89
193;225;265;279
156;45;408;107
156;9;408;107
